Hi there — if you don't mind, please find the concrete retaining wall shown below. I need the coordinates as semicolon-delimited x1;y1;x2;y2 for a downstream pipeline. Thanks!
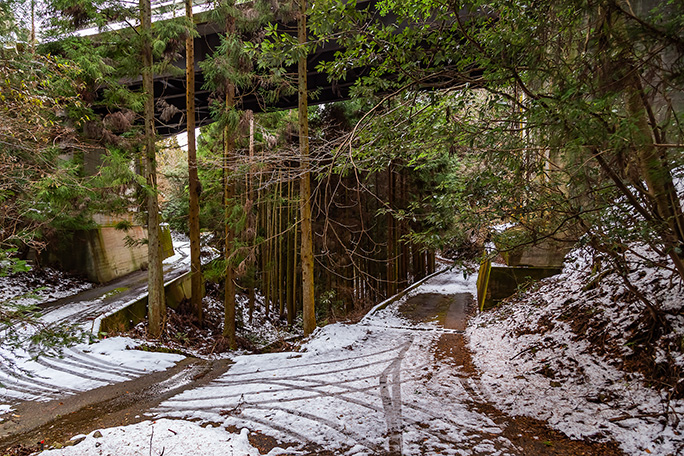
477;260;561;311
98;271;193;335
48;214;173;283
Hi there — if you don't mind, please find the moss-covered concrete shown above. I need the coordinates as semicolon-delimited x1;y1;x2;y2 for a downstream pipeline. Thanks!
477;262;561;311
502;240;573;268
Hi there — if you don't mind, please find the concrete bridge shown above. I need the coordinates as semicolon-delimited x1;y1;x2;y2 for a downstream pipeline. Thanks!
116;0;474;136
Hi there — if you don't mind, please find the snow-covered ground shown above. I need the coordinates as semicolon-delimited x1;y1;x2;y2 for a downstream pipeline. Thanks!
468;247;684;456
36;269;517;456
154;272;497;455
0;268;93;309
0;238;193;415
39;419;279;456
0;337;183;404
5;241;683;455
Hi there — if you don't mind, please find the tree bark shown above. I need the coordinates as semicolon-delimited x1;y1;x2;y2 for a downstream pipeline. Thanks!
140;0;165;338
30;0;36;54
277;174;284;317
596;7;684;281
223;85;236;349
186;0;203;324
286;179;295;326
386;163;396;297
399;168;409;289
247;110;256;324
299;0;316;336
222;16;237;349
623;72;684;280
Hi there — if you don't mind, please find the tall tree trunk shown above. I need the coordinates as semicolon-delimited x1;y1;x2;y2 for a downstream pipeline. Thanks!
299;0;316;336
412;242;423;280
222;16;237;349
596;8;684;281
386;163;396;297
624;72;684;279
186;0;203;324
254;131;264;323
247;110;256;324
292;209;299;318
266;196;273;317
428;249;436;274
30;0;36;54
399;168;409;289
277;174;284;317
262;198;270;318
223;85;236;349
286;178;295;326
140;0;165;338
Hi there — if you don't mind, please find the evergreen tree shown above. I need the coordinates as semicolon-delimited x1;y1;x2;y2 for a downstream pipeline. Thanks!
43;0;194;336
140;0;166;337
185;0;203;324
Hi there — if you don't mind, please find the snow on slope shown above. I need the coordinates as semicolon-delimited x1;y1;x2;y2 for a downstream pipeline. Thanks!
0;238;192;414
468;247;684;456
0;268;92;309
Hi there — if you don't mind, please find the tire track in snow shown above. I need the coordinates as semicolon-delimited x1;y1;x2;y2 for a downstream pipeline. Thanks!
0;346;156;402
163;364;425;405
160;364;482;446
0;378;57;399
31;354;137;380
379;339;410;456
211;356;406;386
214;343;410;378
31;357;122;384
214;411;327;449
62;348;149;376
158;337;489;453
154;278;528;455
249;404;384;453
1;247;193;405
0;362;80;398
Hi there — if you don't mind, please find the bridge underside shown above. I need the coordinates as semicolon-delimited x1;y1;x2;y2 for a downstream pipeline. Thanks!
103;0;382;137
114;0;473;137
145;30;372;137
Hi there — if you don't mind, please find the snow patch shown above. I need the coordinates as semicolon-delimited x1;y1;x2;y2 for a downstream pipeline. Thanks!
38;419;286;456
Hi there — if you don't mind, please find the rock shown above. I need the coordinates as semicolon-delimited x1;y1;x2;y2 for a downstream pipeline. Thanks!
92;430;103;438
69;435;87;446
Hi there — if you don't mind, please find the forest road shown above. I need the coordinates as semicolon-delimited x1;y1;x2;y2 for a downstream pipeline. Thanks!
422;292;623;456
1;270;624;455
37;259;189;328
153;283;624;456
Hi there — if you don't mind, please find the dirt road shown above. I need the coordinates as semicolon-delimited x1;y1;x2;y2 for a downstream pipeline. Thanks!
1;270;623;455
154;283;622;455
